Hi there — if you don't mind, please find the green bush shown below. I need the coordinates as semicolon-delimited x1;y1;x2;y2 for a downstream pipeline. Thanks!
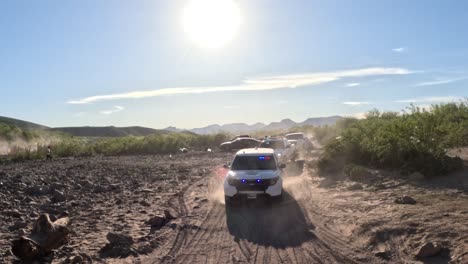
1;132;231;162
319;101;467;177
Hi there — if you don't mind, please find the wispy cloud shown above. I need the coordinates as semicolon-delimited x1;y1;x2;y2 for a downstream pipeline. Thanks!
395;96;464;103
67;67;412;104
343;101;371;106
392;47;406;52
100;105;125;115
415;77;465;87
345;83;360;87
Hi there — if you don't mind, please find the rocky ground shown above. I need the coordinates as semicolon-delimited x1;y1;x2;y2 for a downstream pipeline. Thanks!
1;149;467;263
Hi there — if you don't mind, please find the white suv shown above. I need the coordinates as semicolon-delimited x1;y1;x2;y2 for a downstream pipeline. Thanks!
224;148;284;205
259;138;295;161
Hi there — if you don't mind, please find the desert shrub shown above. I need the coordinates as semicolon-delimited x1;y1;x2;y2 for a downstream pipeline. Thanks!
343;163;373;182
319;101;467;177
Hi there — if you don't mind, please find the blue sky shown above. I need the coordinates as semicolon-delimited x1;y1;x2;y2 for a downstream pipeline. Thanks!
1;0;467;129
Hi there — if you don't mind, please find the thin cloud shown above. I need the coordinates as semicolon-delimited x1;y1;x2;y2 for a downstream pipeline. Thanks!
100;105;125;115
343;101;371;106
395;96;464;103
392;47;406;52
67;67;412;104
345;83;360;87
415;77;465;87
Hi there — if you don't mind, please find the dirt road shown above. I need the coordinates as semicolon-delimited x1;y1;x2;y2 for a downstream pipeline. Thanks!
1;151;467;263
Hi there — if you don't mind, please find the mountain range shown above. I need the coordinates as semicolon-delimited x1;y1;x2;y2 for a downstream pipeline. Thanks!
0;115;342;137
165;116;342;135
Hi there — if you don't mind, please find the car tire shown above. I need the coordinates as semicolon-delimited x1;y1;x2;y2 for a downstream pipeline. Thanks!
225;196;233;207
273;191;283;203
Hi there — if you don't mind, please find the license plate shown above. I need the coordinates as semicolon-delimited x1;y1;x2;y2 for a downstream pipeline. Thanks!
247;194;257;199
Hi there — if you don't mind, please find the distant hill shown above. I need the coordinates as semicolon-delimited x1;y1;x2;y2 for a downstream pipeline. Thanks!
2;115;343;137
0;116;49;130
168;116;343;135
50;126;169;137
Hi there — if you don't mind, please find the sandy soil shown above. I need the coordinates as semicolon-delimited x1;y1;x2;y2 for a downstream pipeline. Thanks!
1;149;467;263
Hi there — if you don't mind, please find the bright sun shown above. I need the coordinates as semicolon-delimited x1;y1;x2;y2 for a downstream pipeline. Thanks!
182;0;241;48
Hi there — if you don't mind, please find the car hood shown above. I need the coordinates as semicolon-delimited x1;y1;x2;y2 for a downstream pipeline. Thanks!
228;170;280;180
273;149;286;155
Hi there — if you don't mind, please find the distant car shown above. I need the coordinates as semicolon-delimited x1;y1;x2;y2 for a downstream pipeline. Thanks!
285;132;313;151
224;148;284;205
259;138;295;161
220;137;260;152
234;135;251;139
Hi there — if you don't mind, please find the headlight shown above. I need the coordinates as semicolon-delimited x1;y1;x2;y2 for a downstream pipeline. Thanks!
269;177;279;185
226;173;237;185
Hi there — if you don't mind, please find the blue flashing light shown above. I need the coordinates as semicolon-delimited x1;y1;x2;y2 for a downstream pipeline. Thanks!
241;179;246;183
256;179;261;183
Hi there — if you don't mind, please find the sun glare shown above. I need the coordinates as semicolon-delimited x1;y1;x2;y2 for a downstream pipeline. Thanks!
182;0;241;48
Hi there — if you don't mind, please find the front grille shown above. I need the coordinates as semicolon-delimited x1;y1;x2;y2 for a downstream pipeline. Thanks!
231;179;274;191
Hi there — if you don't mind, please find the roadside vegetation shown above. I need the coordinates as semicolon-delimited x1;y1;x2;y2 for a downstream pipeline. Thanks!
0;132;230;162
318;101;468;177
0;123;39;142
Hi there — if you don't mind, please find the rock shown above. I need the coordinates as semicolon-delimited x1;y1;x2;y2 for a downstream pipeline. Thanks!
50;183;68;192
3;209;21;218
79;180;93;188
25;186;49;196
147;215;165;228
8;221;28;231
394;196;417;205
69;255;84;264
140;200;151;207
106;232;133;246
348;183;363;191
52;190;66;203
416;242;442;258
164;209;177;220
375;251;391;260
17;228;27;236
29;212;39;218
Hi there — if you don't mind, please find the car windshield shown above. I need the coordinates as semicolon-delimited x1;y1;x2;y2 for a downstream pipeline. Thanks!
231;155;277;170
286;134;304;140
260;140;285;149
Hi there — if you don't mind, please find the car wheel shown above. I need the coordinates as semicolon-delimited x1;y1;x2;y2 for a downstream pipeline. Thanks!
273;191;283;203
225;196;233;207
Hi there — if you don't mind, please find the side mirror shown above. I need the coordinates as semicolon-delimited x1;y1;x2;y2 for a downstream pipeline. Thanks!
223;162;231;169
279;163;286;169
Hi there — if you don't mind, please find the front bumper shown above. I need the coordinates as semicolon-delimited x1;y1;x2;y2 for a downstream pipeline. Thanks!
224;177;283;197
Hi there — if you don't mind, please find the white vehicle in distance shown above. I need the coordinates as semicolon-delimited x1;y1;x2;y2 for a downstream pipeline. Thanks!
224;148;284;205
285;132;313;151
259;137;295;161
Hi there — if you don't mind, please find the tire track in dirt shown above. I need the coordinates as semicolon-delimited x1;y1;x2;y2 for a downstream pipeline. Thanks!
155;155;381;264
159;186;190;263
